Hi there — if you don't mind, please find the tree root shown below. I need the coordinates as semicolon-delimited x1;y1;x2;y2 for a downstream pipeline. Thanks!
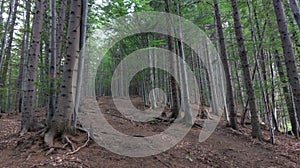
64;136;76;151
66;127;90;155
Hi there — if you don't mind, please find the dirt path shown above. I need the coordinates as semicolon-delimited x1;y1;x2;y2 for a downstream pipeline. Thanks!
0;97;299;167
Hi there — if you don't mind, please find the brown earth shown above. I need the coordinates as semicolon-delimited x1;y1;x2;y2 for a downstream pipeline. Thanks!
0;96;300;168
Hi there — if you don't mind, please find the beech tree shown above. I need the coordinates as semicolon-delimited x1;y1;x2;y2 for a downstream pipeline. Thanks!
21;0;45;135
273;0;300;131
45;0;82;145
230;0;262;139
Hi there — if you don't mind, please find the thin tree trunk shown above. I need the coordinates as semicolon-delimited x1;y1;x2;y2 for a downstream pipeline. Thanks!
15;0;31;113
165;0;179;119
231;0;262;139
275;51;299;138
1;0;19;113
214;0;237;129
47;0;57;127
289;0;300;29
0;0;13;70
56;0;68;71
74;0;88;128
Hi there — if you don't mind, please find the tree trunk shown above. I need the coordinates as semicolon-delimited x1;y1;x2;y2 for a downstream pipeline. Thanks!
47;0;57;127
45;0;82;145
165;0;179;119
15;0;31;113
289;0;300;29
56;0;68;71
21;0;45;135
74;0;88;128
0;0;13;70
231;0;262;139
275;52;299;138
273;0;300;129
213;0;237;129
0;0;19;113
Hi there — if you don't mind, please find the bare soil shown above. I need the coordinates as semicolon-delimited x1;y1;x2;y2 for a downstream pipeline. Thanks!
0;96;300;168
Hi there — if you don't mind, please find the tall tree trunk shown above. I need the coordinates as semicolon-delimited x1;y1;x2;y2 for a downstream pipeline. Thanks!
231;0;262;139
289;0;300;29
21;0;45;135
0;0;19;113
0;0;13;70
275;52;299;138
273;0;300;129
213;0;237;129
165;0;179;119
15;0;31;113
47;0;57;127
45;0;82;145
56;0;68;71
74;0;88;128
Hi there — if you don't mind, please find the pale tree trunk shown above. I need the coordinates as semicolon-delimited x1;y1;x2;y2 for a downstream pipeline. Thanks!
15;0;31;113
213;0;237;129
165;0;179;119
176;2;192;124
47;0;57;127
273;0;300;129
21;0;45;135
45;0;82;145
74;0;88;128
56;0;68;71
289;0;300;29
231;0;262;139
275;52;299;138
147;35;158;109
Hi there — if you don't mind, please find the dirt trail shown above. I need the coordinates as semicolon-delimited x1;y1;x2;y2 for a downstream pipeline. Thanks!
0;97;299;168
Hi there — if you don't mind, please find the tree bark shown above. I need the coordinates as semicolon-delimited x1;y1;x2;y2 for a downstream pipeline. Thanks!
289;0;300;29
21;0;45;135
275;52;299;138
231;0;262;139
74;0;88;128
47;0;57;127
45;0;82;145
214;0;237;129
273;0;300;129
165;0;179;119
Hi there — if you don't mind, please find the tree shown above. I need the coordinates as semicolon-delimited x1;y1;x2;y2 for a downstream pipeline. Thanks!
165;0;180;119
213;0;237;129
272;0;300;130
45;0;82;145
289;0;300;29
47;0;57;127
230;0;262;139
21;0;45;135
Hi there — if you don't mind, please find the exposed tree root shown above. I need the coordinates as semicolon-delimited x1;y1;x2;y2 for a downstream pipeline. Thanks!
64;135;76;151
44;127;90;156
66;127;90;155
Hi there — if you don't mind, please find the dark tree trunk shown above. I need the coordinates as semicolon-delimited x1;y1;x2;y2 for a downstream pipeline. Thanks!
273;0;300;129
231;0;262;139
275;52;299;138
214;0;237;129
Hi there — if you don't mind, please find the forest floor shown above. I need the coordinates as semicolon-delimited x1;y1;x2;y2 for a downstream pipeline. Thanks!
0;96;300;168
